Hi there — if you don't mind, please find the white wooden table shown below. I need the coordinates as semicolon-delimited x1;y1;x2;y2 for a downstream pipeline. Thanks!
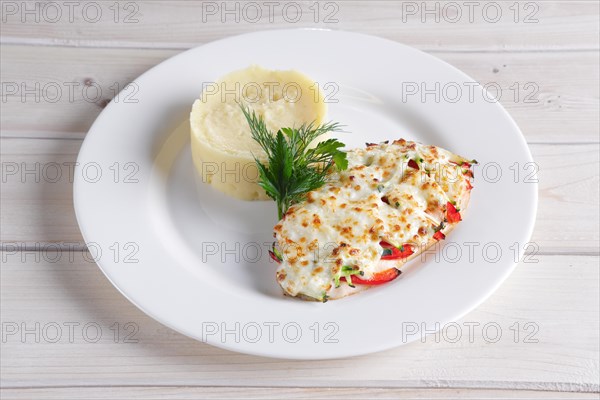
1;1;599;399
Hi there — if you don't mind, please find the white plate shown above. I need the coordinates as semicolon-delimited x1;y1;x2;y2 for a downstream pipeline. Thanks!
74;29;537;359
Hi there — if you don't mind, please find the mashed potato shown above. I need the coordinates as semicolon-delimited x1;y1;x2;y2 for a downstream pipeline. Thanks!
190;65;327;200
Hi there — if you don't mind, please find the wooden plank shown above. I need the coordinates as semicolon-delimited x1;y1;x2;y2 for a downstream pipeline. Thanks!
1;386;599;400
1;45;598;143
0;253;597;390
534;144;600;253
0;138;84;245
1;1;598;52
0;46;177;136
1;139;598;252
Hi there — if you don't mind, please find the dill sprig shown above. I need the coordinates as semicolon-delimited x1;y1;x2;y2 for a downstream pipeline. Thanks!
240;105;348;219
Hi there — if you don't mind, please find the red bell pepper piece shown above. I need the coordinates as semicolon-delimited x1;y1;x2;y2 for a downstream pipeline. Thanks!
408;159;419;170
342;267;401;286
446;202;462;223
433;231;445;241
380;241;414;260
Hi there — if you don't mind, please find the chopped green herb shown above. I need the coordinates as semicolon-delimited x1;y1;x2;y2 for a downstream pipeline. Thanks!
334;265;363;288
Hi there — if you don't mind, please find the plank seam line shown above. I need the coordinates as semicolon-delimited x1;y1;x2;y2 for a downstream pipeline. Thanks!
428;48;600;54
1;37;599;53
0;136;86;144
0;136;85;141
526;142;600;146
1;384;599;393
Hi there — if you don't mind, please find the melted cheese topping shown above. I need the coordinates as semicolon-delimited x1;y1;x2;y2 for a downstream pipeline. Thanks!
274;139;473;301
